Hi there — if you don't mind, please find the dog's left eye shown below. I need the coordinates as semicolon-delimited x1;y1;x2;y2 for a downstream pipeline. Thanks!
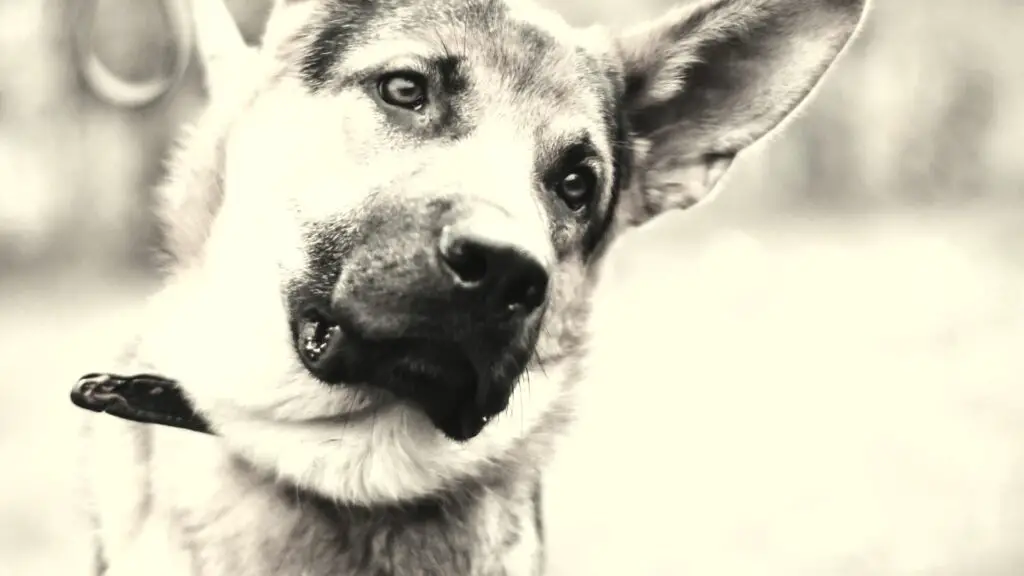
554;167;597;212
378;72;428;110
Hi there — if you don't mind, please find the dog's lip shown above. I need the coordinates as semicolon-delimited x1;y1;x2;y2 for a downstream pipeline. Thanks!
269;394;496;442
288;304;528;441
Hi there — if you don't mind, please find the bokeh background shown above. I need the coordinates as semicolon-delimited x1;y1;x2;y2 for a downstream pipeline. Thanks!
1;0;1022;574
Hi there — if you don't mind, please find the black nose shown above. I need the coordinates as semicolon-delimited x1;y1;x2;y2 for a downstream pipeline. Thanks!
438;226;549;316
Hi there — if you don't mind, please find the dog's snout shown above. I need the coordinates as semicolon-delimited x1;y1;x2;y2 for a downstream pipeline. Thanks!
289;198;552;441
438;225;549;316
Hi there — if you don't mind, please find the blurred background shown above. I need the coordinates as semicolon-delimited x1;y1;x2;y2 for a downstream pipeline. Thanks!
1;0;1022;574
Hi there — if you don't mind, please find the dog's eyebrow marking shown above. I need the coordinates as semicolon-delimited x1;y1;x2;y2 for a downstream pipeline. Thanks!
538;134;603;180
435;55;470;98
341;40;438;74
298;0;380;90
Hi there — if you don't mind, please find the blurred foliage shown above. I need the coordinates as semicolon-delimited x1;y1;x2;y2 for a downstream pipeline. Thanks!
0;0;1019;274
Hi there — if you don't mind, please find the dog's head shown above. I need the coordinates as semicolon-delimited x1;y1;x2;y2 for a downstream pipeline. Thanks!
147;0;867;504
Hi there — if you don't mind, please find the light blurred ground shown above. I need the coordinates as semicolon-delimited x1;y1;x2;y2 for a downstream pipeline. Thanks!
3;205;1024;575
546;204;1024;575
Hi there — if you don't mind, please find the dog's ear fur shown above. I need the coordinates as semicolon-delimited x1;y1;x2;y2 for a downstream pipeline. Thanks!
263;0;320;52
154;0;262;269
616;0;868;222
192;0;255;99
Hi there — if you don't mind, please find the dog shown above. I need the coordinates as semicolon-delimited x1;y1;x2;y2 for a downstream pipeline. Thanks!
78;0;869;574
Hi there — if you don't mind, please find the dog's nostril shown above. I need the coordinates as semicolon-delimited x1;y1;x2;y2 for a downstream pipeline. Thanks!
439;236;489;286
500;265;548;314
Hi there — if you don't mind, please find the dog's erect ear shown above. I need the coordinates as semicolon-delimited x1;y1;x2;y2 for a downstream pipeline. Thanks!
616;0;868;222
262;0;321;56
191;0;255;99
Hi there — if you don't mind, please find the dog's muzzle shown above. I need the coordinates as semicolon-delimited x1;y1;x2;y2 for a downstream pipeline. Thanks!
290;200;549;442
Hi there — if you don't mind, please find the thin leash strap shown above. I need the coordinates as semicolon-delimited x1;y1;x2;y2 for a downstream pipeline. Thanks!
73;0;194;108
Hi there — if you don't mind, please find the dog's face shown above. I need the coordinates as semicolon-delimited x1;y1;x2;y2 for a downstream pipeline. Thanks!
240;0;629;445
149;0;866;504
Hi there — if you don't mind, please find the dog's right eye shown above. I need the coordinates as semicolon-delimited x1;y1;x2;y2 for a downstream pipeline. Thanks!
554;167;597;213
377;72;428;111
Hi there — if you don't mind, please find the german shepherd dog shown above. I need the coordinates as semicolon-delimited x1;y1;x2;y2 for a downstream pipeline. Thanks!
78;0;868;574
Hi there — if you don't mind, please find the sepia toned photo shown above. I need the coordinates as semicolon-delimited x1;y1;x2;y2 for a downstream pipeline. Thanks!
1;0;1021;574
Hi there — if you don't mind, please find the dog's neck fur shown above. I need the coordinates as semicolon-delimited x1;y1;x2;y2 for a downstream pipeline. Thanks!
91;414;546;576
84;322;557;576
188;436;543;576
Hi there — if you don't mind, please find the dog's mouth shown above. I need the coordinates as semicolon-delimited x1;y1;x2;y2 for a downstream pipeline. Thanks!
293;308;524;442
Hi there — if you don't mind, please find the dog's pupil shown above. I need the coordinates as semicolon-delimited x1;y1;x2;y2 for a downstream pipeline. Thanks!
561;172;588;200
387;77;422;104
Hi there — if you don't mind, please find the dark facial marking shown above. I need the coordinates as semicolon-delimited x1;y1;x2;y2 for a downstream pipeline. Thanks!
297;220;359;305
436;54;470;100
421;54;473;140
299;0;380;90
539;136;600;182
583;67;632;259
423;54;473;140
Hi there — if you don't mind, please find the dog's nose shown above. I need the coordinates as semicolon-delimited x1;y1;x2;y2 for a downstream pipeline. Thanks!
438;225;549;316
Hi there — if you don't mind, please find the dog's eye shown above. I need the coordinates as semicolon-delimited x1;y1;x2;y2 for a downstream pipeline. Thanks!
555;167;597;212
377;72;428;110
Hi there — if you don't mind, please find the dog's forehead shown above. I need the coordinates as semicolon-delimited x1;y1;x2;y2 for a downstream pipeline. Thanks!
297;0;615;144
